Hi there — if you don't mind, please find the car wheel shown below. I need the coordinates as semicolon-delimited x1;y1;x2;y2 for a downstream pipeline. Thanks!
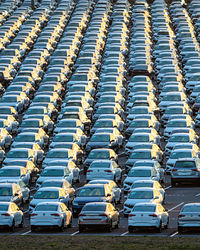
115;218;120;229
59;221;65;232
164;218;169;229
31;225;36;232
68;218;72;228
19;217;24;228
9;220;15;232
107;221;112;232
156;222;162;233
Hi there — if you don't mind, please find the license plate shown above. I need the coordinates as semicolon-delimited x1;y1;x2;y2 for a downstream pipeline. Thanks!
178;172;189;175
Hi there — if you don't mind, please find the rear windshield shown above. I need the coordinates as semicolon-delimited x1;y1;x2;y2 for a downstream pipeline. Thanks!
133;205;155;212
82;204;106;212
175;161;196;169
35;205;58;211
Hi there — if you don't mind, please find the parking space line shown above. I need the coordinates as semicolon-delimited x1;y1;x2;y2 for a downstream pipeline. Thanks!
21;230;31;236
168;202;184;212
164;186;171;190
119;209;123;213
71;231;79;236
23;210;29;214
170;232;178;237
120;231;128;236
195;193;200;197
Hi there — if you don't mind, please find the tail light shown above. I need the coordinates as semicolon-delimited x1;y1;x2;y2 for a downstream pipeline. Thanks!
30;213;37;217
104;170;112;173
128;214;136;217
171;169;177;172
87;170;92;172
149;214;157;217
1;213;10;216
178;214;185;218
191;169;199;172
51;213;60;217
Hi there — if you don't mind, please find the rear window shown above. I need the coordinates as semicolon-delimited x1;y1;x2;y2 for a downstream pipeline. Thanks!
182;205;200;212
82;204;106;212
133;205;155;212
35;204;58;211
175;161;196;169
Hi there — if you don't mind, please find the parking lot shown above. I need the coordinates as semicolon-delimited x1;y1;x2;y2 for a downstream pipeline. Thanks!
0;0;200;238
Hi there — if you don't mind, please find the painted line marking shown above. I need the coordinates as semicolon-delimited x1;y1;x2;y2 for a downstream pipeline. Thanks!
21;230;31;235
168;202;184;212
164;186;171;190
170;232;178;237
23;210;29;213
120;231;128;236
195;193;200;197
71;231;79;236
119;209;123;213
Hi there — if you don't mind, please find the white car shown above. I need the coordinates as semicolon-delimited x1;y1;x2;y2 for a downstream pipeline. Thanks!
123;187;164;216
36;166;74;188
123;167;162;193
30;202;72;232
0;202;23;231
128;203;169;232
86;160;122;183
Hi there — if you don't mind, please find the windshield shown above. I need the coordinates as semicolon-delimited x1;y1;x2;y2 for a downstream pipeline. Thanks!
7;151;28;158
163;95;181;101
169;135;189;142
132;183;153;188
0;169;20;177
41;169;65;177
88;151;109;159
16;135;35;142
0;204;9;210
170;151;192;159
77;187;105;197
129;135;149;142
128;190;153;199
54;135;73;142
34;191;59;199
41;182;63;188
47;151;68;158
35;204;58;211
182;205;200;212
133;205;155;212
128;169;151;177
21;121;39;127
175;161;196;169
90;162;110;168
94;121;112;128
130;151;151;159
90;134;110;142
58;121;75;127
0;187;12;196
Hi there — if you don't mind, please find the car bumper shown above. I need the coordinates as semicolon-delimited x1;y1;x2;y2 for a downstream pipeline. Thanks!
128;221;160;228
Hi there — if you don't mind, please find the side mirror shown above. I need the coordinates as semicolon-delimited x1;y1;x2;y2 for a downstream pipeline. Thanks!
107;193;111;197
60;196;65;200
155;196;159;199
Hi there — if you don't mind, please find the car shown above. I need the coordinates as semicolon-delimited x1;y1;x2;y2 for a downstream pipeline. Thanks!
84;148;118;174
78;202;119;232
171;158;200;186
166;149;198;173
128;203;169;233
88;180;121;204
0;202;23;231
72;184;114;217
123;187;164;216
0;166;30;186
123;167;163;194
29;187;70;214
0;183;22;205
86;160;122;183
41;180;75;205
178;203;200;233
30;202;72;232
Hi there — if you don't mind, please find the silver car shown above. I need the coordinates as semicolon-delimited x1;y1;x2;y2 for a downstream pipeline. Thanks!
178;203;200;233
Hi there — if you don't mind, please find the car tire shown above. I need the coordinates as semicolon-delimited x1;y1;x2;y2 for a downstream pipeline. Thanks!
59;221;65;232
9;220;15;232
19;217;24;228
115;218;120;229
68;218;72;228
164;218;169;229
157;222;162;233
